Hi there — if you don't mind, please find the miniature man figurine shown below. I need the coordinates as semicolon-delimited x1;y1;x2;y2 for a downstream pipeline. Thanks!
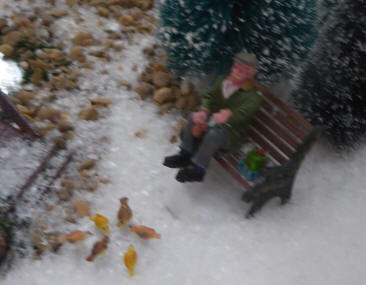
163;52;263;182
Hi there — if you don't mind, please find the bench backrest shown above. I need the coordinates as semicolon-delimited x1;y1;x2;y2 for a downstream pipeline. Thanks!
215;83;313;188
250;83;313;165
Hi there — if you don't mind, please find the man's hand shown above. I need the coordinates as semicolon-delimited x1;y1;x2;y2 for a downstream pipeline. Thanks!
212;109;232;124
192;109;208;124
192;122;208;138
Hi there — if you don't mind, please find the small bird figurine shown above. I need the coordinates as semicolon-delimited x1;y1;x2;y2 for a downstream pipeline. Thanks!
90;214;110;235
129;224;161;240
86;236;110;262
117;197;133;227
58;231;92;243
123;245;137;277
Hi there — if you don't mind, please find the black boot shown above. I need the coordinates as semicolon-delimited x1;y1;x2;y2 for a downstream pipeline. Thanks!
176;163;206;183
163;151;191;168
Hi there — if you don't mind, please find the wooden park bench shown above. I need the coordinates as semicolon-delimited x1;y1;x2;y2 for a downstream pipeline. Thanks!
215;83;322;218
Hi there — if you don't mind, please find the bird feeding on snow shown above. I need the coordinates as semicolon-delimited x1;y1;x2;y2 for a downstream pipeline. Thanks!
58;231;92;243
90;213;110;235
129;224;161;240
86;236;110;262
117;197;132;227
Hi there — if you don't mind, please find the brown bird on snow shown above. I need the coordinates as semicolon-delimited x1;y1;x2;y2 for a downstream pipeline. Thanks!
85;236;110;262
58;231;92;243
129;224;161;240
117;197;133;227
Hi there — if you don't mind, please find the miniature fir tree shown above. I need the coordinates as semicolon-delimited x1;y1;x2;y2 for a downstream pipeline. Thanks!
292;0;366;149
157;0;317;81
318;0;339;26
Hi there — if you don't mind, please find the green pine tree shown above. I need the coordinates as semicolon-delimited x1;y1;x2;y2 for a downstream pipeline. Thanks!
157;0;317;81
292;0;366;149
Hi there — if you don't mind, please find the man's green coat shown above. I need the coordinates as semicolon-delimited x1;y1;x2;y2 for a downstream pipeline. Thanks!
201;77;263;151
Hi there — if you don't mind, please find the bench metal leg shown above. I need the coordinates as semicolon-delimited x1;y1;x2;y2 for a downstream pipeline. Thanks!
243;176;295;218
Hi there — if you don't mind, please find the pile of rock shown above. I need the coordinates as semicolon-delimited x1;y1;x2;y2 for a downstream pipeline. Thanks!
0;14;120;143
0;16;81;141
83;0;155;35
135;55;201;115
0;17;80;89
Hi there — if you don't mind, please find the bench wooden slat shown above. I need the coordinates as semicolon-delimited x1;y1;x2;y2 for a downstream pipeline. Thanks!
223;152;239;165
254;109;300;148
226;153;248;174
215;156;250;188
251;118;295;157
248;129;288;164
260;98;309;136
255;82;313;132
261;100;308;140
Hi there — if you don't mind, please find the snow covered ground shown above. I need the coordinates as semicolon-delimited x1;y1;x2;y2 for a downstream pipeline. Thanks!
1;1;366;285
3;94;366;285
